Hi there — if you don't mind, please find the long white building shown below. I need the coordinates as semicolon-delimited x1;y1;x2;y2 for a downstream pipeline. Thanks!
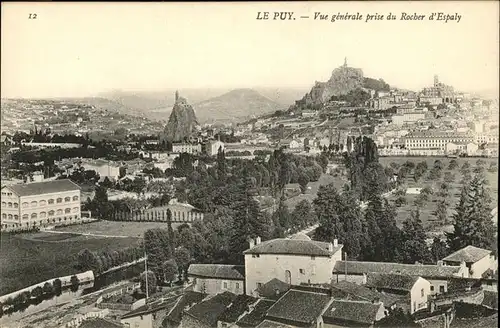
1;179;81;231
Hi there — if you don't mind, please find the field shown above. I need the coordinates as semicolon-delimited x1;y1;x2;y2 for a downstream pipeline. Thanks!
54;221;188;238
284;173;348;209
0;232;140;296
379;157;498;232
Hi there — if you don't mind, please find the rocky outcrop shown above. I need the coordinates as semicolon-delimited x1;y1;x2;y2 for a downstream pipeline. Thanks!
296;59;365;106
163;91;199;142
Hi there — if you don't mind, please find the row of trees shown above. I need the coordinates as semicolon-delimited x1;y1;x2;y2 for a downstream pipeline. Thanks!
77;246;144;275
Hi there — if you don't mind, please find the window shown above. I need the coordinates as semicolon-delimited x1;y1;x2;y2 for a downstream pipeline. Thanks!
1;202;6;207
14;203;18;208
14;215;18;220
57;209;63;215
48;199;55;205
223;282;228;289
252;254;260;258
48;210;55;216
40;212;46;218
31;213;37;219
56;198;62;204
31;201;37;207
73;196;79;201
22;202;29;208
236;283;240;289
65;208;71;214
22;214;29;220
1;213;6;219
64;197;71;202
8;202;12;208
439;285;445;293
39;200;46;206
430;286;434;292
421;288;424;297
73;207;79;213
299;269;305;275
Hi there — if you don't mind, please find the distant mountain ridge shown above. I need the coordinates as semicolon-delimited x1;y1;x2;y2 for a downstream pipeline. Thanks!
193;88;286;123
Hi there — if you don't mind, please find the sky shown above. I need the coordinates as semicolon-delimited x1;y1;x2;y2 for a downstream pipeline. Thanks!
1;1;499;98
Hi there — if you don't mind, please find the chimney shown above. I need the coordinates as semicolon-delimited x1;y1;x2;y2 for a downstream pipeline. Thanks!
256;236;261;245
437;260;444;266
333;239;338;247
362;273;367;285
328;243;333;252
249;239;255;249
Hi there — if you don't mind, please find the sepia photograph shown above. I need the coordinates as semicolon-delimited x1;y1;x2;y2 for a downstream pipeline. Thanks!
0;1;498;328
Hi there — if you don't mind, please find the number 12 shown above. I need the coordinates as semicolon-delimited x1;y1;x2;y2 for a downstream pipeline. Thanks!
29;13;37;19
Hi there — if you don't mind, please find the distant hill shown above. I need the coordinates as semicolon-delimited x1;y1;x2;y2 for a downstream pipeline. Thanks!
193;88;286;123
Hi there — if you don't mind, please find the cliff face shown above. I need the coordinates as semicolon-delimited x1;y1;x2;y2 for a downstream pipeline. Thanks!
297;62;365;106
163;92;199;142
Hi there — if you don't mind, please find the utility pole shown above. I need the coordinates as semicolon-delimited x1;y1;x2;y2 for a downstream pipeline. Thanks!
144;250;149;301
344;252;347;281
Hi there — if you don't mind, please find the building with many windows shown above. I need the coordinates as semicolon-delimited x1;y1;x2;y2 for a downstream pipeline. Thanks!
1;179;81;230
171;142;202;154
244;234;343;297
404;131;474;151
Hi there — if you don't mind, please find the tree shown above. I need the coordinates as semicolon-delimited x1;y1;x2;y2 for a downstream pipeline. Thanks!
399;209;430;264
53;279;62;295
144;229;174;279
101;176;114;188
395;195;407;207
272;195;290;232
430;237;449;263
434;199;448;224
448;159;459;170
140;270;157;296
174;247;191;281
291;200;314;231
70;275;80;292
163;259;178;286
78;248;102;273
446;174;496;252
298;171;309;194
444;172;455;183
42;282;54;295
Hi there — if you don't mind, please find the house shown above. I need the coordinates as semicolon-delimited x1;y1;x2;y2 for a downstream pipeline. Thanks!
255;278;291;300
187;264;245;295
205;140;225;156
181;291;238;328
1;179;81;231
322;300;386;327
236;299;276;327
161;291;206;328
365;273;431;314
330;280;403;310
442;245;497;278
121;295;182;328
217;294;259;327
244;235;343;297
263;289;333;327
172;143;202;154
333;260;468;295
278;139;302;150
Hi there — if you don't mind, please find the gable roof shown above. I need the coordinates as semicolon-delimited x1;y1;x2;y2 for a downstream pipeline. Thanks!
256;278;291;300
322;300;383;325
163;291;206;324
184;291;237;327
331;280;403;306
365;273;420;293
187;264;245;280
266;289;331;325
218;294;258;323
333;260;463;279
5;179;80;197
236;299;276;327
482;291;498;310
256;320;296;328
244;238;342;257
121;295;181;320
442;246;492;263
79;318;122;328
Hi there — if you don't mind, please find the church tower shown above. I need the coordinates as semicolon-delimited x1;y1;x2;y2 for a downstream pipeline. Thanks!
434;75;439;87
